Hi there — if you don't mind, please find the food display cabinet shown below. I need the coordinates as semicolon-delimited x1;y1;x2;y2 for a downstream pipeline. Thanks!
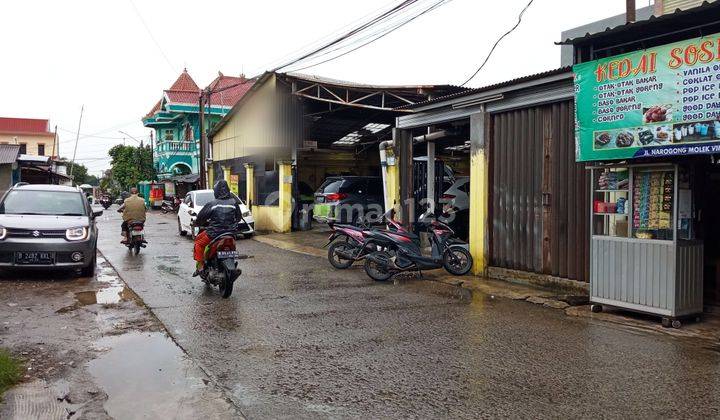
588;163;703;327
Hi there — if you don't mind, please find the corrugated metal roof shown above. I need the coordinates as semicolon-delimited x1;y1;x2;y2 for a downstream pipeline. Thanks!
284;72;466;92
17;154;50;164
396;67;572;110
559;0;719;45
0;144;20;164
210;71;467;138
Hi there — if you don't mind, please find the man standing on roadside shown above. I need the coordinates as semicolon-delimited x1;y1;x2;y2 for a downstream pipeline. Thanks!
118;187;147;243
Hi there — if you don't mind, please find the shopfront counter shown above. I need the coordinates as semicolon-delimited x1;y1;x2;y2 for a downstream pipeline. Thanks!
590;236;703;318
589;164;703;324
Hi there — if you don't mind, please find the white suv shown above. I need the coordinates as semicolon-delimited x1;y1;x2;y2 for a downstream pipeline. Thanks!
177;189;254;238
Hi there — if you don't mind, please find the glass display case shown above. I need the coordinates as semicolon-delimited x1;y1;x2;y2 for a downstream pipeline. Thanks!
591;167;630;237
592;165;679;240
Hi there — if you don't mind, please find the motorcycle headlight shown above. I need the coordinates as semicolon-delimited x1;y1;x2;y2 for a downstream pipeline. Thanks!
242;211;251;218
0;227;6;240
66;227;88;241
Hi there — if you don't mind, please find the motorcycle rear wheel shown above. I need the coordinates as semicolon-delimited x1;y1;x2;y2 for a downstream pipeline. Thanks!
134;241;141;255
219;269;234;298
443;246;472;276
328;241;355;269
364;251;393;282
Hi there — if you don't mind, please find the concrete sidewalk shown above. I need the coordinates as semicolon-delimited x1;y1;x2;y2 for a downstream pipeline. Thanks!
254;229;720;344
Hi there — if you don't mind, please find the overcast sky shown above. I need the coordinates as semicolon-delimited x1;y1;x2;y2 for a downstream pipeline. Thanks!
0;0;640;175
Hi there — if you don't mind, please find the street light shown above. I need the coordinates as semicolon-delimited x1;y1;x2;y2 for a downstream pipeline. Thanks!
118;131;142;145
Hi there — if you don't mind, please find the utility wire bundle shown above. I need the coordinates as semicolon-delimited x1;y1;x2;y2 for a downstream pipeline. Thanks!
270;0;454;73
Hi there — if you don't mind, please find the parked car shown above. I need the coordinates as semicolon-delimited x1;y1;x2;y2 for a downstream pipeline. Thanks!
440;177;470;242
440;176;469;212
313;176;384;224
0;183;103;276
177;189;254;238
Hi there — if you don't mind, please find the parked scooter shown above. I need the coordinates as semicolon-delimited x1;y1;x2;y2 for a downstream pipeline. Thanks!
124;220;147;255
325;211;412;269
161;196;180;214
362;211;473;281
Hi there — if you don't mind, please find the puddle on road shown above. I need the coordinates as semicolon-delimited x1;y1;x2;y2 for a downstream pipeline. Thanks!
56;266;135;313
88;332;211;419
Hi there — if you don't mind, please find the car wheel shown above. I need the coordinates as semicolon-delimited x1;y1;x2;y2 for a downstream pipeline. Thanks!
178;218;187;236
80;251;96;277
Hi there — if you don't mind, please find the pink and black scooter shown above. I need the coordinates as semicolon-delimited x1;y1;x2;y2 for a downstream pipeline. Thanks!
325;210;413;269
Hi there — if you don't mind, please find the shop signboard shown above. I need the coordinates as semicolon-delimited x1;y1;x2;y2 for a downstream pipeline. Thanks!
574;33;720;162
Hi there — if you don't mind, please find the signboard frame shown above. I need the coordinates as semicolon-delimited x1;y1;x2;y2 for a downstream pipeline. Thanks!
575;32;720;162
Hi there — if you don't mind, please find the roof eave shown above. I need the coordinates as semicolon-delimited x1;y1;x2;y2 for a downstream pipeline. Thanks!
559;1;720;45
400;68;573;112
209;71;274;138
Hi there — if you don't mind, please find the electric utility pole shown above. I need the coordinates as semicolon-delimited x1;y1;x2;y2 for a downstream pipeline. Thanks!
70;105;84;177
198;89;208;189
149;130;154;172
52;125;58;159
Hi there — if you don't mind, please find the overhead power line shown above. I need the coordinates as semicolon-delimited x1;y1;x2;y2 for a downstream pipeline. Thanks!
257;0;401;72
287;1;435;68
127;0;176;73
285;0;454;73
271;0;423;72
58;127;148;140
459;0;535;86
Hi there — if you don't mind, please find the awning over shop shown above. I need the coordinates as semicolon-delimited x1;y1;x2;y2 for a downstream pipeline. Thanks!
169;173;200;184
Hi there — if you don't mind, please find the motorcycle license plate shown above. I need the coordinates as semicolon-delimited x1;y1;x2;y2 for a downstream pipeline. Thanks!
131;230;144;236
15;251;54;265
217;250;239;259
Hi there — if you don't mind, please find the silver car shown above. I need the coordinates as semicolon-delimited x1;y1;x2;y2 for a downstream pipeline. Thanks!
0;183;103;276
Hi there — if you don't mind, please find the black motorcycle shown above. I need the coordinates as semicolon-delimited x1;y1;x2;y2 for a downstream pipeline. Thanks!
99;196;112;209
124;220;147;255
193;221;243;298
362;212;473;281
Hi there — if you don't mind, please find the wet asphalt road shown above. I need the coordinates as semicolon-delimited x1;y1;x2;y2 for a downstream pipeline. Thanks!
97;209;720;419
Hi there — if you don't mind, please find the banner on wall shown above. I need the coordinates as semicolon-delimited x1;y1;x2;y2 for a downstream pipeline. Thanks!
229;174;239;195
574;33;720;162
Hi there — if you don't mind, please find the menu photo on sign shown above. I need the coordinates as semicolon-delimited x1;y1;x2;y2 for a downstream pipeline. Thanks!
574;33;720;162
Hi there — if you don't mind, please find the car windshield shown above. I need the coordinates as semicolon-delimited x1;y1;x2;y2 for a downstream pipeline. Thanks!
194;191;215;207
0;190;87;216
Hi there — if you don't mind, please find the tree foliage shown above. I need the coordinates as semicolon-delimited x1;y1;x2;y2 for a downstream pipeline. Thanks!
108;144;156;192
61;161;98;186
